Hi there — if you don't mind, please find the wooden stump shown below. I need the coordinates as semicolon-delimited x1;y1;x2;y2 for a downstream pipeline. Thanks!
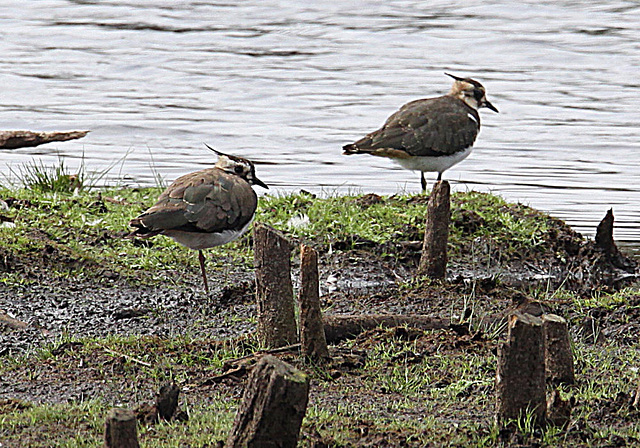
595;208;636;272
595;208;617;255
418;180;450;279
496;312;547;425
542;314;575;385
157;382;180;421
299;244;330;361
225;355;310;448
254;223;298;348
136;382;185;424
0;130;89;149
104;408;139;448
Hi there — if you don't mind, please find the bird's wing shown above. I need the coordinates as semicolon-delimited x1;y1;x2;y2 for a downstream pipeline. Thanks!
347;96;480;157
131;169;257;234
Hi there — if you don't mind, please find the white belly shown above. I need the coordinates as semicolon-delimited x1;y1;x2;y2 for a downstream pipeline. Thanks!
395;147;472;174
164;219;253;251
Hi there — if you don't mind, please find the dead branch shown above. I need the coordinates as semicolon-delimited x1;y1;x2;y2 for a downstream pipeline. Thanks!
322;314;452;343
0;130;89;149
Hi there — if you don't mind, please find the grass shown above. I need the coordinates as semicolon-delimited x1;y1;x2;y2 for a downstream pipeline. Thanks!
1;400;106;447
2;309;640;446
259;191;551;255
0;333;251;446
0;398;238;447
4;150;131;194
1;160;639;446
9;158;84;194
0;183;557;287
573;287;640;311
0;185;253;285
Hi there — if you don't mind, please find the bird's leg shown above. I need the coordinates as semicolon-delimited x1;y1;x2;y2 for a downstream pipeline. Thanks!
437;172;442;181
198;250;209;293
421;172;427;194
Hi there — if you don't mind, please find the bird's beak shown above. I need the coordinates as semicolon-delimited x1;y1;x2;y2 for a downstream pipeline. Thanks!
252;175;269;189
483;99;499;113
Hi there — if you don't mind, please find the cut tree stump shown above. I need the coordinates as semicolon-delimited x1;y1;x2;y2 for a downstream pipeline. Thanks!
299;244;329;361
496;312;547;425
254;223;298;348
135;382;185;424
418;180;450;279
596;208;618;256
595;208;636;272
542;314;575;385
104;408;139;448
322;314;451;343
156;382;180;421
0;130;89;149
225;355;309;448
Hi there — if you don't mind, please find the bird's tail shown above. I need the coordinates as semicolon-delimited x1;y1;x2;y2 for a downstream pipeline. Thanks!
342;143;368;155
126;218;162;239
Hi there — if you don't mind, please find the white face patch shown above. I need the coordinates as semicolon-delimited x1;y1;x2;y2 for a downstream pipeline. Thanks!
216;156;251;178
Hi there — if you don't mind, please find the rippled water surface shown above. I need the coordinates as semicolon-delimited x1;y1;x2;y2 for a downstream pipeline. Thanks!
1;1;639;248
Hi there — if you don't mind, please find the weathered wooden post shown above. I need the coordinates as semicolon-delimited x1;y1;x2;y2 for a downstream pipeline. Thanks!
104;408;139;448
595;208;618;256
225;355;310;448
418;180;450;279
542;314;575;385
254;223;298;348
595;208;637;271
156;382;180;421
496;312;547;425
298;244;330;361
136;382;183;424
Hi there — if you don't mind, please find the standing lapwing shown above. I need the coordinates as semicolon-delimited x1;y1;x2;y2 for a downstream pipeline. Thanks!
128;145;268;292
343;73;498;192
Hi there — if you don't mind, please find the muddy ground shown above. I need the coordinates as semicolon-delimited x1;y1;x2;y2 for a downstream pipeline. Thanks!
1;196;639;447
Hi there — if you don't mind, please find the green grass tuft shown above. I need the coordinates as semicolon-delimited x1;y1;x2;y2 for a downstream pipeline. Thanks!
9;158;85;193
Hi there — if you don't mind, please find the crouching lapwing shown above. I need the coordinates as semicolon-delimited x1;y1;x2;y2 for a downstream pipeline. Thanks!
343;73;498;192
128;145;268;292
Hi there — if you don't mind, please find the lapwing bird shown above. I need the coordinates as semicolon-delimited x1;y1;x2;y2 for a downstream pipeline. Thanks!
128;145;268;292
343;73;498;192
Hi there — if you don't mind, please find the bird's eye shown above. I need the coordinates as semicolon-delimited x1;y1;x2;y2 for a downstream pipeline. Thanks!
473;89;485;101
234;166;244;174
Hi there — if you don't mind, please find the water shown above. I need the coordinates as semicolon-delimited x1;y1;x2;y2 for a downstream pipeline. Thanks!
1;0;639;251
